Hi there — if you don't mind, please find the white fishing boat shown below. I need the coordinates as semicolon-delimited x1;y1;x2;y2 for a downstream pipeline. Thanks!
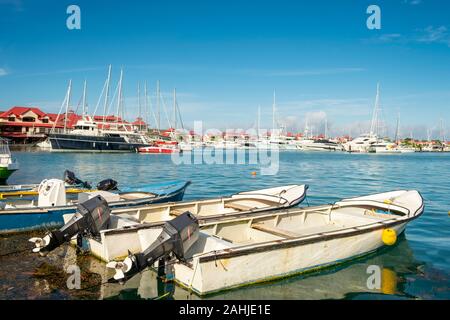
108;189;424;296
2;179;190;234
31;185;308;261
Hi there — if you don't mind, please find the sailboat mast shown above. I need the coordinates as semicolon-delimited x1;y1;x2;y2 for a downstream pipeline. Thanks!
324;117;328;139
82;80;87;118
304;118;309;139
157;80;160;131
144;81;149;132
116;68;123;130
370;83;380;137
257;105;261;140
394;113;400;144
272;90;276;139
138;82;141;132
173;88;177;130
64;79;72;133
103;65;112;129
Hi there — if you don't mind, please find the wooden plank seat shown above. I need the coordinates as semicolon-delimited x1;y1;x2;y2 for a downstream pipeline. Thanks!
251;223;300;238
224;202;253;211
169;208;187;217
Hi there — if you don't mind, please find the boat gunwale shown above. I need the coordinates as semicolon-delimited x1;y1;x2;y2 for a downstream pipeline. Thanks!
0;182;190;216
99;186;308;236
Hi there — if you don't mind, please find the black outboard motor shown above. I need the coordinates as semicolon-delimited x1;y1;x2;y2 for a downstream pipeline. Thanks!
97;179;118;191
64;170;92;189
107;212;199;281
29;195;111;255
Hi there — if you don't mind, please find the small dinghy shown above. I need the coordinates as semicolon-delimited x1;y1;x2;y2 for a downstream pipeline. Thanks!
107;189;424;295
0;170;92;199
0;179;191;234
29;184;308;260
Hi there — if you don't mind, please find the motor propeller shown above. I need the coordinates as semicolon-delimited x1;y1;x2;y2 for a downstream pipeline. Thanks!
29;195;111;255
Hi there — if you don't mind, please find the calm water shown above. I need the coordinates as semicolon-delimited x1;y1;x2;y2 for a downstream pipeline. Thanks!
1;150;449;299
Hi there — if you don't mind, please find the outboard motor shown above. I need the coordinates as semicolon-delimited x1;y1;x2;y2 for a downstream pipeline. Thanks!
107;212;199;281
64;170;92;189
29;195;111;255
97;179;118;191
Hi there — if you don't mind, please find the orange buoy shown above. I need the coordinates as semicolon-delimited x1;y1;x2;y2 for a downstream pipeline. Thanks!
251;171;257;176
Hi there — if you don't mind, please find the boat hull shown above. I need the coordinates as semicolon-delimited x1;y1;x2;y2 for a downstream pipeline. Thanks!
174;223;408;295
0;167;17;184
138;147;180;154
48;133;148;152
0;181;190;234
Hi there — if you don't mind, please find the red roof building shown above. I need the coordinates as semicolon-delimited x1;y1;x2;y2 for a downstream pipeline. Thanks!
0;106;68;144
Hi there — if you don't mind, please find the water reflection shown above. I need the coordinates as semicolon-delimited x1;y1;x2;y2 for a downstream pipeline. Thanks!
92;235;447;300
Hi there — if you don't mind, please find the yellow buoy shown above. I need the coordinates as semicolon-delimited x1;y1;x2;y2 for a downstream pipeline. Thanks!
251;171;257;176
382;228;397;246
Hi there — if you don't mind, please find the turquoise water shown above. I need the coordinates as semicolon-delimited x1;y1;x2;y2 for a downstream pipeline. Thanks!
2;150;450;299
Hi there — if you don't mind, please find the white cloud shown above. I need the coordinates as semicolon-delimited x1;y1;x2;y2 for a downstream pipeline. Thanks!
0;68;8;76
366;26;450;48
416;26;450;46
16;67;106;78
0;0;24;11
403;0;422;5
237;68;365;77
377;34;403;42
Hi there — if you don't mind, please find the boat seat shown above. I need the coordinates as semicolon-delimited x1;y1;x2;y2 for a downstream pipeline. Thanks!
120;193;149;200
224;202;253;211
251;223;300;238
169;209;185;217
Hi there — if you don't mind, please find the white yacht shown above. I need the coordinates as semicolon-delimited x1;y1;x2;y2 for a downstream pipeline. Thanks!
368;141;401;154
299;138;343;151
344;84;384;153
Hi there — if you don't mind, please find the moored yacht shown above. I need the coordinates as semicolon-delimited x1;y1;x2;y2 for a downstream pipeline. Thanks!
49;117;150;152
299;138;343;151
49;68;151;152
343;133;378;153
368;141;402;154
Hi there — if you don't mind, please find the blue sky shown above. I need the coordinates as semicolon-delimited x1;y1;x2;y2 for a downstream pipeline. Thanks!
0;0;449;138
